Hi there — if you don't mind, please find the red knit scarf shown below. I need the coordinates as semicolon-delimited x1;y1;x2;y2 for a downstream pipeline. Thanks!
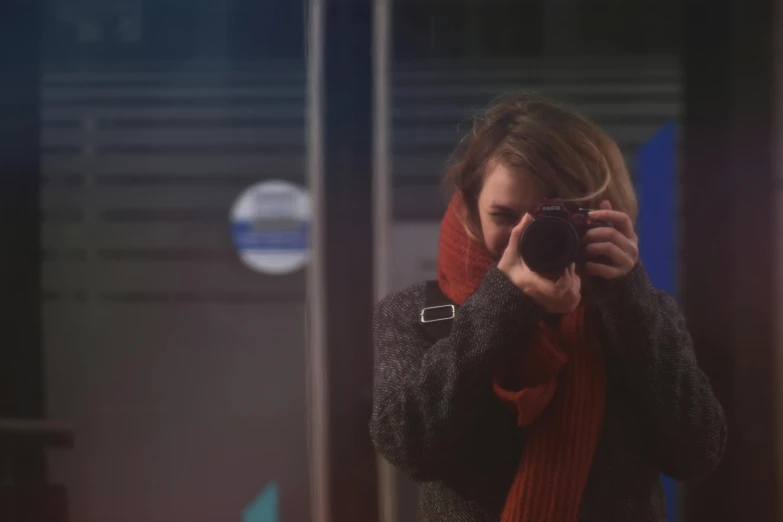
436;194;606;522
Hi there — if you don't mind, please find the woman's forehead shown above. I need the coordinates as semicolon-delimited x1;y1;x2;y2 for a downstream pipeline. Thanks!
481;163;541;207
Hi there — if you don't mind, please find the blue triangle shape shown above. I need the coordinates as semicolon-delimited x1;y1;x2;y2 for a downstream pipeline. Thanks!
242;482;279;522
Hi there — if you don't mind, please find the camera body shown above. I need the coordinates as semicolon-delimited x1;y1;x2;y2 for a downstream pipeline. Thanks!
518;200;613;274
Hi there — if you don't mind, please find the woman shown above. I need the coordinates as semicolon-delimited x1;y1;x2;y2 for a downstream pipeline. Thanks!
370;92;726;522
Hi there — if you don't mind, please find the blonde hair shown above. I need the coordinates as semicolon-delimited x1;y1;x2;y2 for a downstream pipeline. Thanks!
444;92;638;240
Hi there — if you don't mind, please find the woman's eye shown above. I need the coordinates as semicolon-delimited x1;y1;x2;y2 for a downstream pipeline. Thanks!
492;213;518;224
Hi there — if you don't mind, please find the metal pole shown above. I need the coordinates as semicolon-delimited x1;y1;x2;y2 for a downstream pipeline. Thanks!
373;0;397;521
306;0;329;520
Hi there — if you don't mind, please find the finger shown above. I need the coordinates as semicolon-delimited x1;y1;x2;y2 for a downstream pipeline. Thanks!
584;228;639;262
584;241;633;269
570;272;582;299
585;261;625;279
600;200;612;211
588;209;634;238
556;264;580;295
568;264;580;287
551;267;573;297
583;226;633;247
555;272;581;313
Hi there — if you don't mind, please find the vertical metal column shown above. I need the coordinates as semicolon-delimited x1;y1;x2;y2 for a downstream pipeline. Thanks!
682;0;780;520
373;0;396;521
323;0;378;518
306;0;328;520
308;0;379;521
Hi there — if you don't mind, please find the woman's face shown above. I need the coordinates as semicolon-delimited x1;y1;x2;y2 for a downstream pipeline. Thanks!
476;162;543;258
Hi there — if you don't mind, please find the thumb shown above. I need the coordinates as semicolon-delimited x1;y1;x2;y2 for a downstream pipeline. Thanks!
600;200;613;211
501;214;533;265
510;213;533;245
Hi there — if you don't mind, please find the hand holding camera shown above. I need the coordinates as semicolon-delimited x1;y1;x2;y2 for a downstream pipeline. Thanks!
516;198;638;278
583;200;639;279
498;199;639;313
498;214;582;315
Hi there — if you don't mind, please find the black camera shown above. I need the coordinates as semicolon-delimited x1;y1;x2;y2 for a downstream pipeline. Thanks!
518;200;614;274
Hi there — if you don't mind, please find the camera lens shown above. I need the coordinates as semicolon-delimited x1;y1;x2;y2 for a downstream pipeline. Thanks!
518;217;580;273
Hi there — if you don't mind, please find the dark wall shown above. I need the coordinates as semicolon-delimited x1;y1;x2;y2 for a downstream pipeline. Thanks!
42;0;305;67
0;0;44;480
682;0;779;520
392;0;681;60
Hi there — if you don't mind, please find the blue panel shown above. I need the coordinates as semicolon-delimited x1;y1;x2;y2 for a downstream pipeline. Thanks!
242;482;279;522
636;121;678;294
635;120;679;522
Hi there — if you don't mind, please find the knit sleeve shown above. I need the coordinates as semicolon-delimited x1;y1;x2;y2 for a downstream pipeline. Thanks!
591;263;727;482
370;267;545;482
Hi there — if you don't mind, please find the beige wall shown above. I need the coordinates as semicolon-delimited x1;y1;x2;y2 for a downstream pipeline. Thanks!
390;223;440;292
